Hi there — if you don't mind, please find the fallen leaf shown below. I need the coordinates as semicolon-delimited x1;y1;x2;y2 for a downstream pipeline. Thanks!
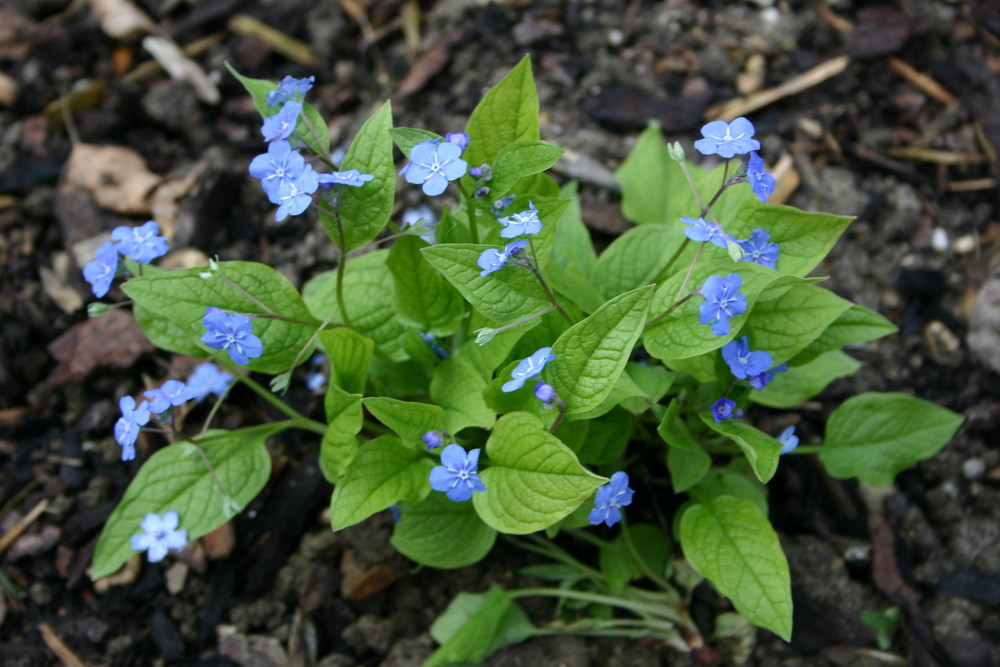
142;36;220;104
63;144;161;215
88;0;157;40
45;309;156;388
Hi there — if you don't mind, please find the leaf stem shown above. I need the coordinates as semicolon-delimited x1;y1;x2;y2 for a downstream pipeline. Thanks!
526;238;574;324
217;359;327;435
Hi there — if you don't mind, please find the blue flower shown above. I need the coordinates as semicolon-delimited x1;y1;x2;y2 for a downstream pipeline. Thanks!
681;216;730;249
115;396;150;461
261;101;302;142
533;381;556;404
83;241;119;298
737;227;780;269
143;380;197;414
693;117;761;158
249;140;306;203
419;332;450;358
477;239;528;277
111;221;169;264
445;132;470;150
186;363;234;400
266;75;315;107
748;363;787;390
502;347;555;393
721;336;773;380
317;169;375;189
401;139;468;196
498;201;542;238
588;471;634;528
777;426;799;454
429;444;486;502
130;510;188;563
699;273;747;336
274;165;319;222
200;307;264;366
422;430;444;450
711;397;743;423
747;151;775;203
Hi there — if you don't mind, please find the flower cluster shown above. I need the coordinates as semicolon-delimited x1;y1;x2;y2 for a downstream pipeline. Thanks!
249;77;373;221
82;221;170;297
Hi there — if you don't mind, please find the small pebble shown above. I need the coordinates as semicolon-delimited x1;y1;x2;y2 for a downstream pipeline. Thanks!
954;234;976;254
962;458;985;481
931;227;949;251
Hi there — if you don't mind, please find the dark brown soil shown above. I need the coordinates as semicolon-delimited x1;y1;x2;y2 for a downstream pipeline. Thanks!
2;1;999;665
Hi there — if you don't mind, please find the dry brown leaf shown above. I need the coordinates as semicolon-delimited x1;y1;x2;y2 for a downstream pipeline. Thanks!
63;143;161;215
39;252;85;314
149;155;212;238
45;308;156;388
88;0;157;40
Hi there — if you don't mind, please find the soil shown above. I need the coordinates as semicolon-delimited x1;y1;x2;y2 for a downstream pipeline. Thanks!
2;1;999;666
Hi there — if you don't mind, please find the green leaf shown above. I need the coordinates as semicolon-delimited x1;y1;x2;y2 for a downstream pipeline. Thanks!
751;350;860;409
473;412;606;534
699;414;782;484
819;392;963;486
320;384;363;482
363;397;445;446
318;328;372;395
547;263;606;314
133;304;205;357
549;286;654;415
431;356;495;433
574;407;633;465
724;199;853;277
489;140;564;197
694;470;768;518
791;305;897;365
123;262;318;374
668;443;712;493
644;260;780;362
680;496;792;640
422;244;551;324
327;101;395;252
92;425;280;579
387;235;465;335
392;492;497;568
657;400;699;452
329;435;434;529
593;224;686;299
303;251;407;361
225;63;279;117
389;126;439;156
464;55;539;169
551;181;597;278
742;281;852;366
600;523;671;593
426;587;533;667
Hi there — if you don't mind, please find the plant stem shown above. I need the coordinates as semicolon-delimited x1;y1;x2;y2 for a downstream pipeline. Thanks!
527;238;574;324
492;306;556;335
218;359;327;434
508;588;686;625
644;292;695;329
620;517;674;592
456;180;480;244
296;112;335;168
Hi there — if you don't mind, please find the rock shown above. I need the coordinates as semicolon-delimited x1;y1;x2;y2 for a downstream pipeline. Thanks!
968;279;1000;374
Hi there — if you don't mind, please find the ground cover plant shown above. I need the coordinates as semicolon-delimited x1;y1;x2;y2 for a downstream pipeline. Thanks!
82;56;963;663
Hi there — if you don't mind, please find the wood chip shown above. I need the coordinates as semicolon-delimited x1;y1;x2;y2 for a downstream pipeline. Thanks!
705;55;851;122
0;499;49;556
38;623;89;667
142;36;220;105
885;147;988;165
767;154;799;206
948;178;997;192
885;56;957;106
87;0;157;40
227;14;319;67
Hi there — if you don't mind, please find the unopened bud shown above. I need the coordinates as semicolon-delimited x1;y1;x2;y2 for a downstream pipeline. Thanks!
474;327;498;345
668;141;686;162
87;302;111;317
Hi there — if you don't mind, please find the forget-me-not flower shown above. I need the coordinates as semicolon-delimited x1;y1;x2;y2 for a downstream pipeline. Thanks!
721;336;773;380
711;397;743;423
115;396;150;461
498;201;542;238
401;139;468;196
502;347;556;393
429;444;486;502
588;472;634;528
681;216;731;250
249;140;306;202
748;363;787;390
533;381;556;405
144;380;197;415
317;169;375;189
267;75;315;107
130;510;188;563
200;307;264;366
186;362;234;400
275;165;319;222
445;132;469;150
777;426;799;455
693;117;760;158
261;101;302;142
112;221;169;264
698;273;747;336
422;430;444;450
477;239;527;277
83;241;119;298
747;151;775;203
737;227;780;269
